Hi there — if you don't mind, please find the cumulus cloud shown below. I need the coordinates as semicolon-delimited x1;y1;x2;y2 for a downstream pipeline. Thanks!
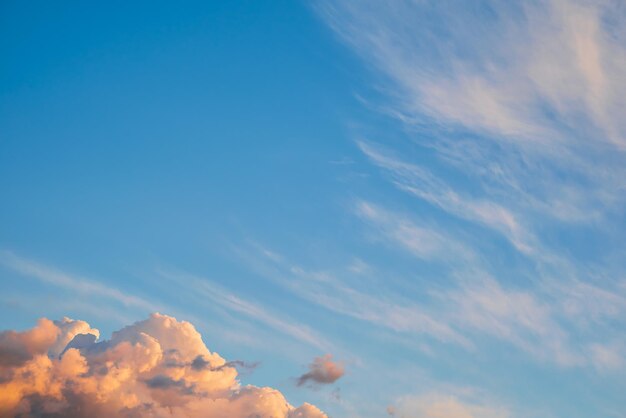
0;313;327;418
296;354;344;387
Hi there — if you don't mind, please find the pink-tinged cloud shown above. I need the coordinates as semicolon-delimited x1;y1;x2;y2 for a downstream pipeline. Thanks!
297;354;344;387
0;313;327;418
387;393;509;418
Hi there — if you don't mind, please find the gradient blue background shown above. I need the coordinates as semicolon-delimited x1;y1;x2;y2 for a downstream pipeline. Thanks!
2;2;625;417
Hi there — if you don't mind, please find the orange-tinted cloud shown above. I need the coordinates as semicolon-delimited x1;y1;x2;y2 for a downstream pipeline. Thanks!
297;354;344;387
0;313;327;418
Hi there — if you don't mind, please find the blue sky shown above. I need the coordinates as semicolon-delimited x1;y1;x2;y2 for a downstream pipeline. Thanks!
1;1;626;417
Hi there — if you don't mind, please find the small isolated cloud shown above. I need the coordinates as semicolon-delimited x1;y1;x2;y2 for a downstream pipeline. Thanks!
297;354;345;387
0;313;327;418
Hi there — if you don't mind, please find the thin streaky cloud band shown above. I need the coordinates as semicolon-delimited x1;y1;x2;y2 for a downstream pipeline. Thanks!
0;250;157;312
155;268;334;352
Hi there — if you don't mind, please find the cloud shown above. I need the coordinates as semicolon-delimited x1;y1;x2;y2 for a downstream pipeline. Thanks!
441;276;582;367
0;250;157;312
242;245;472;348
156;268;333;352
0;250;333;357
588;342;625;371
0;318;59;368
0;317;98;369
321;0;626;148
243;243;626;370
356;141;535;255
388;392;509;418
320;0;626;255
296;354;344;387
355;200;475;262
312;0;626;376
0;313;327;418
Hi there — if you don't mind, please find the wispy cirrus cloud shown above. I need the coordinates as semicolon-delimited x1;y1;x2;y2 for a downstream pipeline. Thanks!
319;0;626;148
440;276;581;367
355;200;476;263
155;268;334;352
356;141;535;254
0;250;335;358
236;242;472;348
308;0;626;377
237;241;626;371
388;391;510;418
319;0;626;235
0;250;158;312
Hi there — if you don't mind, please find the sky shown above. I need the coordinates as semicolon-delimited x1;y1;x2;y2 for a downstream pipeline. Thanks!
1;1;626;417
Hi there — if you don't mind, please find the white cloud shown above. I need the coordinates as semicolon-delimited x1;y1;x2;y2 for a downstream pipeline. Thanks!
356;142;535;254
322;0;626;148
441;276;582;366
241;243;626;370
355;200;475;262
0;250;157;312
245;248;472;348
313;0;626;374
320;0;626;242
155;268;334;352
